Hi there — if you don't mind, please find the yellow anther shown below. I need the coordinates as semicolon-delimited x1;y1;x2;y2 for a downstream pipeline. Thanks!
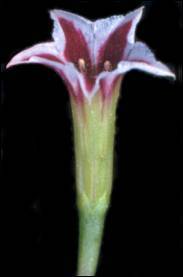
78;58;86;72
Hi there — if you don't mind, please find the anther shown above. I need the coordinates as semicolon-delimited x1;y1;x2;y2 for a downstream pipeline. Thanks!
104;60;112;71
78;58;86;72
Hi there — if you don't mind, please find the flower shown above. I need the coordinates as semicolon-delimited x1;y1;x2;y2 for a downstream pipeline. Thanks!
6;8;176;276
7;7;175;103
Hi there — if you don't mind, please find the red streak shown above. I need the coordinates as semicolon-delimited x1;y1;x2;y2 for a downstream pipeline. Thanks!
97;21;132;73
38;54;64;64
59;18;91;68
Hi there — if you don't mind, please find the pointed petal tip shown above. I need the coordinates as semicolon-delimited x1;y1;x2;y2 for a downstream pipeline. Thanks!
124;6;145;44
137;6;146;20
160;64;176;80
134;5;145;13
49;9;55;18
135;6;145;21
6;53;29;70
161;70;176;80
49;8;91;24
156;63;176;79
50;8;69;15
156;69;176;80
6;58;31;70
6;53;28;69
6;61;12;69
49;9;60;19
139;5;145;12
167;70;176;80
6;57;21;69
128;5;145;17
139;6;145;16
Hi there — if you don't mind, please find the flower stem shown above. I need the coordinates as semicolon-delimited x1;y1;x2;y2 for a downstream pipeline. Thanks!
77;207;106;276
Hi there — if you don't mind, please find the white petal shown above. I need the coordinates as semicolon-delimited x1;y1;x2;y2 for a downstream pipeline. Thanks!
125;6;144;44
121;41;175;78
6;42;61;68
50;9;92;25
118;60;175;78
50;11;66;54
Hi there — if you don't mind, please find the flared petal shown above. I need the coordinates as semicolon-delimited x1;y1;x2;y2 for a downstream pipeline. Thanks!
119;41;175;78
95;7;144;72
6;42;64;69
6;42;85;97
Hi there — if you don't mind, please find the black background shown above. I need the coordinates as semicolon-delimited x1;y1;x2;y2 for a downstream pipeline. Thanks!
1;0;182;276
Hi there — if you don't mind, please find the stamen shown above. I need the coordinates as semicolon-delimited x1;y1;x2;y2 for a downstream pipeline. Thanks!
104;61;112;71
78;58;86;73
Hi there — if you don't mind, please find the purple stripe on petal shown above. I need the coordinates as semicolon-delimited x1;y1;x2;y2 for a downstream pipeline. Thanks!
97;21;132;73
100;75;121;101
84;76;96;92
38;54;64;64
59;18;91;68
6;42;64;69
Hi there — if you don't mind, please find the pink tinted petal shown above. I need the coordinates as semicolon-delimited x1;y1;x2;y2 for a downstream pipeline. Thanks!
6;42;64;68
77;70;121;102
99;73;121;101
50;11;66;54
121;42;175;78
50;10;93;65
96;7;144;72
